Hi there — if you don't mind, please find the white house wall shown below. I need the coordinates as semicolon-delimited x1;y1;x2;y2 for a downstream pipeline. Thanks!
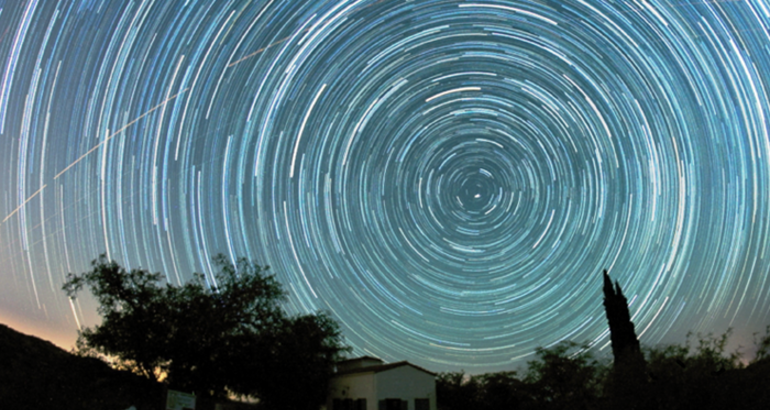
375;366;437;410
327;372;377;410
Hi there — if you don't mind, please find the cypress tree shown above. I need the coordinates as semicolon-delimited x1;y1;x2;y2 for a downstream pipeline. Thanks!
602;270;644;367
602;270;650;409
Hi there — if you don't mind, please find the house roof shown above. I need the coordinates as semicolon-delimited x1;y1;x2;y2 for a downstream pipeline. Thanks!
336;355;382;365
334;360;437;377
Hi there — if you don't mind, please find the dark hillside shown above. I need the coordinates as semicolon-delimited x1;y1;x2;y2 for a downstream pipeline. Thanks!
0;323;163;410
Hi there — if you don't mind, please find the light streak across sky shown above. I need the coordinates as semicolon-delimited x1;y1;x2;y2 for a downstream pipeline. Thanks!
1;0;770;373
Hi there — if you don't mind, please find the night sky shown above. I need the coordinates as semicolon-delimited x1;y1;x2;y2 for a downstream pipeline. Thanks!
1;0;770;374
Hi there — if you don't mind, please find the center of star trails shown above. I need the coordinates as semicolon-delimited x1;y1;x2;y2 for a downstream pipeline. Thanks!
454;170;499;216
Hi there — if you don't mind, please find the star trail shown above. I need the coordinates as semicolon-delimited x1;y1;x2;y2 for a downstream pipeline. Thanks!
1;0;770;373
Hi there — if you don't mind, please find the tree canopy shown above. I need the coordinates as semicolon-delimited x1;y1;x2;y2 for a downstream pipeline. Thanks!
63;254;348;408
436;331;770;410
436;341;603;410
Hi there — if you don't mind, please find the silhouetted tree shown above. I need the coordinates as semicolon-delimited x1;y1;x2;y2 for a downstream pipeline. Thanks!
437;370;532;410
524;341;604;410
601;270;649;409
437;371;481;410
753;325;770;363
434;328;770;410
602;270;644;368
63;254;348;405
231;312;347;410
476;371;531;410
643;330;746;410
436;275;770;410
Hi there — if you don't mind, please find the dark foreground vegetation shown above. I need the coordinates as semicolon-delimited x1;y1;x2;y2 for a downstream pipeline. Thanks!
437;271;770;410
2;257;768;410
436;330;770;410
60;254;348;410
4;320;769;410
0;323;261;410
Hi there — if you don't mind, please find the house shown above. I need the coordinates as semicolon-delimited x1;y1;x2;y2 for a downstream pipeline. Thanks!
326;356;437;410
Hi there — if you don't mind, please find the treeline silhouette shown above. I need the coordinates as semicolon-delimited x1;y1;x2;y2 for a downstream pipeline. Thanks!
60;254;348;409
436;271;770;410
4;257;768;410
437;331;770;410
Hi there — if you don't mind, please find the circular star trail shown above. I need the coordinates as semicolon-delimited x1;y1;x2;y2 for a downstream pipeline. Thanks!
2;0;770;372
